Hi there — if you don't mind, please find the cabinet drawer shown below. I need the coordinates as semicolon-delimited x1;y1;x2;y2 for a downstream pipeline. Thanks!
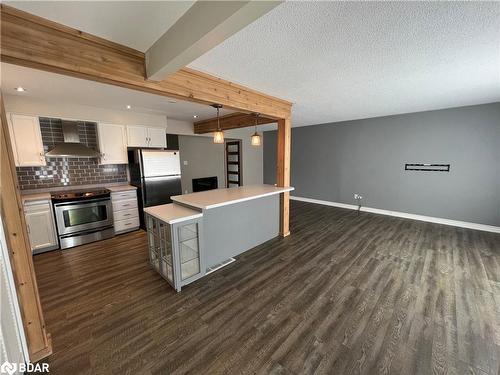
111;190;136;201
114;217;140;233
24;201;52;212
114;208;138;221
112;198;138;212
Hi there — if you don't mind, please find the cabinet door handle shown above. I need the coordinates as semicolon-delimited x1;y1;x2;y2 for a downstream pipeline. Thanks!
26;224;30;234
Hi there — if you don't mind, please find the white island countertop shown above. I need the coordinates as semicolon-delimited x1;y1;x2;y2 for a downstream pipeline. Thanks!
144;203;203;224
171;184;294;210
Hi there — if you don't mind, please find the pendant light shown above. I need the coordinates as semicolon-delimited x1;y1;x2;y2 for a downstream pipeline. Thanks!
211;104;224;144
251;113;261;146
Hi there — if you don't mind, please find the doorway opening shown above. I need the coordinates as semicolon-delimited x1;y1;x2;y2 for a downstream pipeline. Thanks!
225;140;242;187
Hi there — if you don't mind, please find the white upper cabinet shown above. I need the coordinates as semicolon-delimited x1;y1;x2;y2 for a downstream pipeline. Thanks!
97;123;128;164
147;127;167;148
8;114;45;167
126;125;166;148
126;125;149;147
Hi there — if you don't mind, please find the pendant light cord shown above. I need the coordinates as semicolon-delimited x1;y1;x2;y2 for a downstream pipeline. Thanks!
217;106;221;131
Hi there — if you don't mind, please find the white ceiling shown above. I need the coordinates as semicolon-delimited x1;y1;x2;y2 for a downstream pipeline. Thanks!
5;1;500;127
5;1;194;52
1;63;234;122
189;1;500;126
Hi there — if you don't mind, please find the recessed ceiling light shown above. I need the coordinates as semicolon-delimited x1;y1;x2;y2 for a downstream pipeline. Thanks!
168;99;177;104
15;86;26;92
193;115;198;119
126;105;131;109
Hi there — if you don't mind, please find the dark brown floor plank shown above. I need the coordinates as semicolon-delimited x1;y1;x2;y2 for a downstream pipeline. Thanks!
33;201;500;374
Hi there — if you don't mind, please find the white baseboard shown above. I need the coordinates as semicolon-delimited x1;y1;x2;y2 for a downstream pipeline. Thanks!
290;196;500;234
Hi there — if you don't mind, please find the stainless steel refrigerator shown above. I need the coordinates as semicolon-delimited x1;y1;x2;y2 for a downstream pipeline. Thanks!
128;149;182;229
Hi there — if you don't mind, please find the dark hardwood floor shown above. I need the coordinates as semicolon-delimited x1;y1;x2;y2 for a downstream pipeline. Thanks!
33;201;500;375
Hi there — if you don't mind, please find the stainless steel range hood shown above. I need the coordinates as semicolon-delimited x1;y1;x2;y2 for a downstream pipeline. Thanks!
45;121;100;158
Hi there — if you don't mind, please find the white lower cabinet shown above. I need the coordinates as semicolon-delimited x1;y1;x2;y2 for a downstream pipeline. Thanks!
24;200;58;254
145;213;204;292
111;190;140;234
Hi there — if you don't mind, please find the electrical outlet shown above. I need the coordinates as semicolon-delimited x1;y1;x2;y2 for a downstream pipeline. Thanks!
354;193;363;200
183;160;188;166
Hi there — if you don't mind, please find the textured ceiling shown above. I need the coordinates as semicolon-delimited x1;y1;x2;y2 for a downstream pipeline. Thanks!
5;1;194;52
5;1;500;127
190;1;500;127
1;63;234;122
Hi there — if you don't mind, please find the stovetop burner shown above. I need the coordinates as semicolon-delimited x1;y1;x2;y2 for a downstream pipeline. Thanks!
51;188;110;202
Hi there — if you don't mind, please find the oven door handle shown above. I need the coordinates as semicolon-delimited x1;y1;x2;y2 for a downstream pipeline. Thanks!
53;197;111;207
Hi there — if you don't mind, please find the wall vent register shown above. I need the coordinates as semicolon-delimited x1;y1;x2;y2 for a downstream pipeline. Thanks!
405;163;450;172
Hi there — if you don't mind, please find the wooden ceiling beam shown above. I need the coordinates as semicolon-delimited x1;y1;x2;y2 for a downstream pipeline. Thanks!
0;4;291;120
194;112;276;134
0;3;293;243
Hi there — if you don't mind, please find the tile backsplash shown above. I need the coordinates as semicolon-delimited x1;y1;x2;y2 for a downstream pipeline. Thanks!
16;117;127;190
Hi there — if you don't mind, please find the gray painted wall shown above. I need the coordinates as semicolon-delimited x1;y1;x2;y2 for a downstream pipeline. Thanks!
178;135;225;194
264;102;500;226
179;130;264;194
203;195;279;268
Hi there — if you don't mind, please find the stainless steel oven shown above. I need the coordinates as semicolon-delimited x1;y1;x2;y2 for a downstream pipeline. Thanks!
52;189;114;249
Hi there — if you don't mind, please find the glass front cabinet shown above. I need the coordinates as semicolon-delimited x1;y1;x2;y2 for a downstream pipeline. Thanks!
146;213;204;292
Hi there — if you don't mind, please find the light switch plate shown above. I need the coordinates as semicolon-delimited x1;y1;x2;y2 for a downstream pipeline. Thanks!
183;160;188;165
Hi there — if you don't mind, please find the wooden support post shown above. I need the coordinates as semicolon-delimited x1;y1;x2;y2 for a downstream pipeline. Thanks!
0;94;52;361
277;118;291;237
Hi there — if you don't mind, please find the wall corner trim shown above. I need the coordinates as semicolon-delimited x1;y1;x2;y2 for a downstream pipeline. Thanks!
290;196;500;234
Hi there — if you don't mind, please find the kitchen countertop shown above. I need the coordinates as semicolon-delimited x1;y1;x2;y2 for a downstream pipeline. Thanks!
20;183;136;197
171;184;294;210
21;192;51;204
144;203;203;224
105;185;137;192
20;182;131;195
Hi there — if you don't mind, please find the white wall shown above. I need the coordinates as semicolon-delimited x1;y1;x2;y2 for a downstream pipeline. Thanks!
166;118;197;135
0;217;29;368
3;95;167;128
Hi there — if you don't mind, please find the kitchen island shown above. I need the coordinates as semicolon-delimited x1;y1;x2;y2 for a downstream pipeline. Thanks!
143;184;294;291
